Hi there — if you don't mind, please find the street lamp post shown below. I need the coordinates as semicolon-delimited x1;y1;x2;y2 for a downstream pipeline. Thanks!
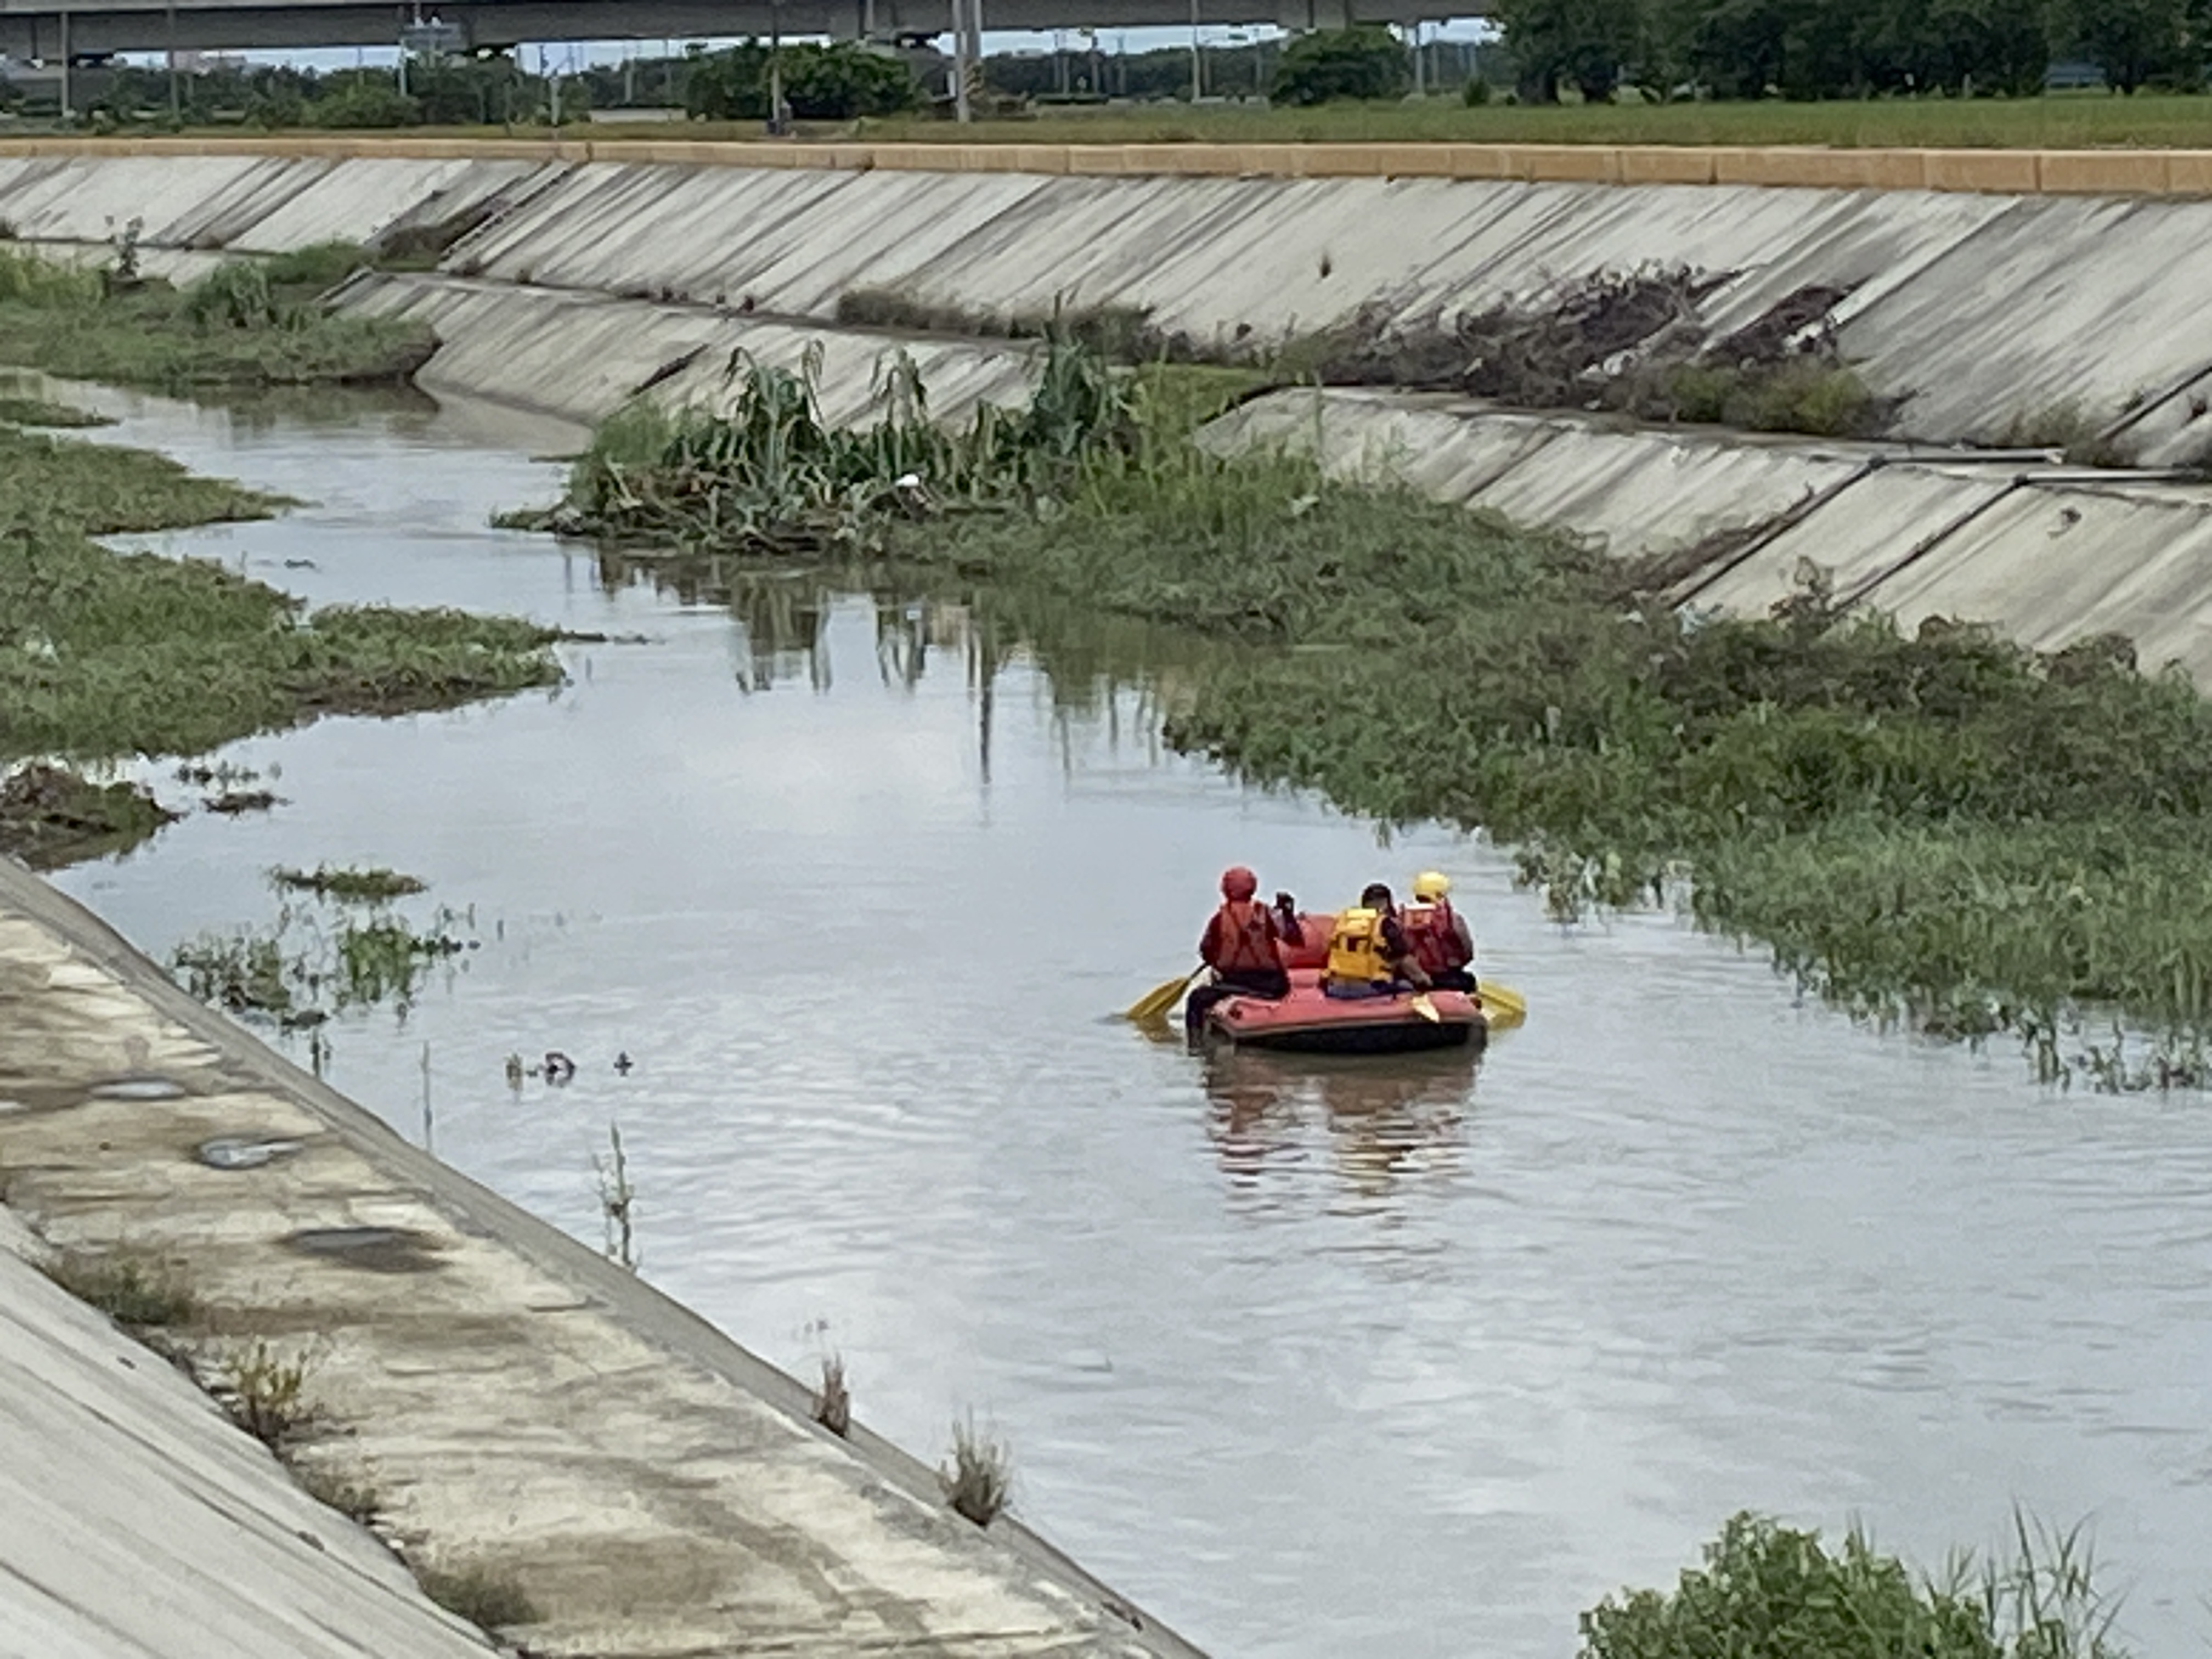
767;0;786;134
166;0;179;122
950;0;969;122
1187;0;1200;101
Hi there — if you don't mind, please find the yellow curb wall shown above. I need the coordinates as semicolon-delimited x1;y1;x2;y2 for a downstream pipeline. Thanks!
5;132;2212;195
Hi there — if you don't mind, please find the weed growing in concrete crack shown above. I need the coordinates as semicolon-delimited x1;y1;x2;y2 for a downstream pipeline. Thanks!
416;1564;540;1630
41;1246;196;1327
216;1339;317;1448
940;1414;1011;1527
811;1353;851;1437
593;1123;639;1272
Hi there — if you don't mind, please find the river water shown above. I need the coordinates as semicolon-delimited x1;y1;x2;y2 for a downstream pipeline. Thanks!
41;383;2212;1659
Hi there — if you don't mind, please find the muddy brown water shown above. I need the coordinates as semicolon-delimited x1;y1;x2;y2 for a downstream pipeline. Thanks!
38;379;2212;1659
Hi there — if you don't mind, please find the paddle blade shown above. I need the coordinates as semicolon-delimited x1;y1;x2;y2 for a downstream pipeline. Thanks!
1125;968;1199;1024
1409;993;1441;1023
1479;981;1527;1031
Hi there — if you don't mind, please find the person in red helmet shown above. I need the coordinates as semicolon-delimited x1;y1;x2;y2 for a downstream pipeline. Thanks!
1186;866;1298;1039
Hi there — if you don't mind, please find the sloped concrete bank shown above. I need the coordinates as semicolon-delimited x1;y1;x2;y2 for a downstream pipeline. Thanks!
0;856;1196;1659
8;145;2212;677
7;147;2212;452
1215;388;2212;679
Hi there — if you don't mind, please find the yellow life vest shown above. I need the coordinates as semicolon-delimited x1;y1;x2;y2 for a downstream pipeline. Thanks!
1326;906;1394;984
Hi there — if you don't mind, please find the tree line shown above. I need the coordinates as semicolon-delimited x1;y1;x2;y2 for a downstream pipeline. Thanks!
1499;0;2212;100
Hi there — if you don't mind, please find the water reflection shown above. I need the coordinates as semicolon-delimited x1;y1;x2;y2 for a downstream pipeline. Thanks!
1204;1046;1476;1202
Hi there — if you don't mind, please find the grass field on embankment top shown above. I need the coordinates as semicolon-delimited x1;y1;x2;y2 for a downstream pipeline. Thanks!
276;90;2212;150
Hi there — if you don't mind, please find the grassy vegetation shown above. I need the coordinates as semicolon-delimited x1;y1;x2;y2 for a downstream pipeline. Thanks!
415;1564;539;1631
0;417;558;765
522;346;2212;1077
0;246;431;392
0;764;176;868
316;89;2212;148
1581;1511;2125;1659
0;397;560;867
0;392;111;428
41;1246;196;1327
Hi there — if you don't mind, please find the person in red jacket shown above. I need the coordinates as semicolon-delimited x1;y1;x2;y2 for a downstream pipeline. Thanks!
1401;870;1477;993
1186;866;1298;1039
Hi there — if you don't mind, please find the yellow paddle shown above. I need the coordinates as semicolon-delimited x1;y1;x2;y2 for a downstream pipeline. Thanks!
1408;993;1441;1023
1480;981;1528;1031
1125;967;1203;1024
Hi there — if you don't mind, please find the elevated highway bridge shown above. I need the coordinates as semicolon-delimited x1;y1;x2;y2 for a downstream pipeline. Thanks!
0;0;1473;60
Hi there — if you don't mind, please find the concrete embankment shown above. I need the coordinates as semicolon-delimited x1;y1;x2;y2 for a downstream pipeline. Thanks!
5;143;2212;450
0;856;1193;1658
7;140;2212;675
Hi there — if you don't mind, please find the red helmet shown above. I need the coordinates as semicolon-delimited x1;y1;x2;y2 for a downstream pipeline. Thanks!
1220;865;1258;901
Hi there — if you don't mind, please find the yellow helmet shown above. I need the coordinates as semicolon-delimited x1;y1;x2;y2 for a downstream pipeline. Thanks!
1412;870;1451;901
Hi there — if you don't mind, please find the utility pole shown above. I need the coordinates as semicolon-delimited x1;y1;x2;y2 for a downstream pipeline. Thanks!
1187;0;1200;101
58;11;71;121
166;0;179;121
950;0;971;122
768;0;787;133
964;0;983;115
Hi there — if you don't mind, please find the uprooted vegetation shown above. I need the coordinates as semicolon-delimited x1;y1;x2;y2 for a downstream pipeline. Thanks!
1309;268;1895;438
828;267;1893;442
517;342;2212;1085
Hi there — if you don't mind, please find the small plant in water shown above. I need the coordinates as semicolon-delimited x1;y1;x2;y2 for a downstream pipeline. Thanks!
270;864;427;903
594;1122;639;1271
42;1246;195;1327
940;1413;1011;1527
811;1353;851;1437
216;1339;317;1448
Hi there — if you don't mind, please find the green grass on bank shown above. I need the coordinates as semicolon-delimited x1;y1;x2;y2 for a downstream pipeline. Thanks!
520;348;2212;1073
124;89;2212;150
0;245;432;391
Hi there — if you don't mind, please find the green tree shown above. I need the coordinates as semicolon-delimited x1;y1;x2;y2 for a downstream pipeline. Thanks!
1269;25;1411;104
2068;0;2185;87
1498;0;1649;100
685;40;917;120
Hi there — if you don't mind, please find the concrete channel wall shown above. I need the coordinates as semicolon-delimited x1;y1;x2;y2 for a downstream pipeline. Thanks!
1215;388;2212;679
5;142;2212;673
0;858;1197;1659
8;145;2212;453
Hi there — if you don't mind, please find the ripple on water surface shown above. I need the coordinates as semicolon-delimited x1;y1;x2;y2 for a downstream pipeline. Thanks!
52;385;2212;1659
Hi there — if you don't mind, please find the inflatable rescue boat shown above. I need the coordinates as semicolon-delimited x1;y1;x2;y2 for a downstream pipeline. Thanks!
1197;914;1488;1054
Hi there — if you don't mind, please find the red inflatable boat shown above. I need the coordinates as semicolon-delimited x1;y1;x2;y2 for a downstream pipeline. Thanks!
1197;915;1489;1054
